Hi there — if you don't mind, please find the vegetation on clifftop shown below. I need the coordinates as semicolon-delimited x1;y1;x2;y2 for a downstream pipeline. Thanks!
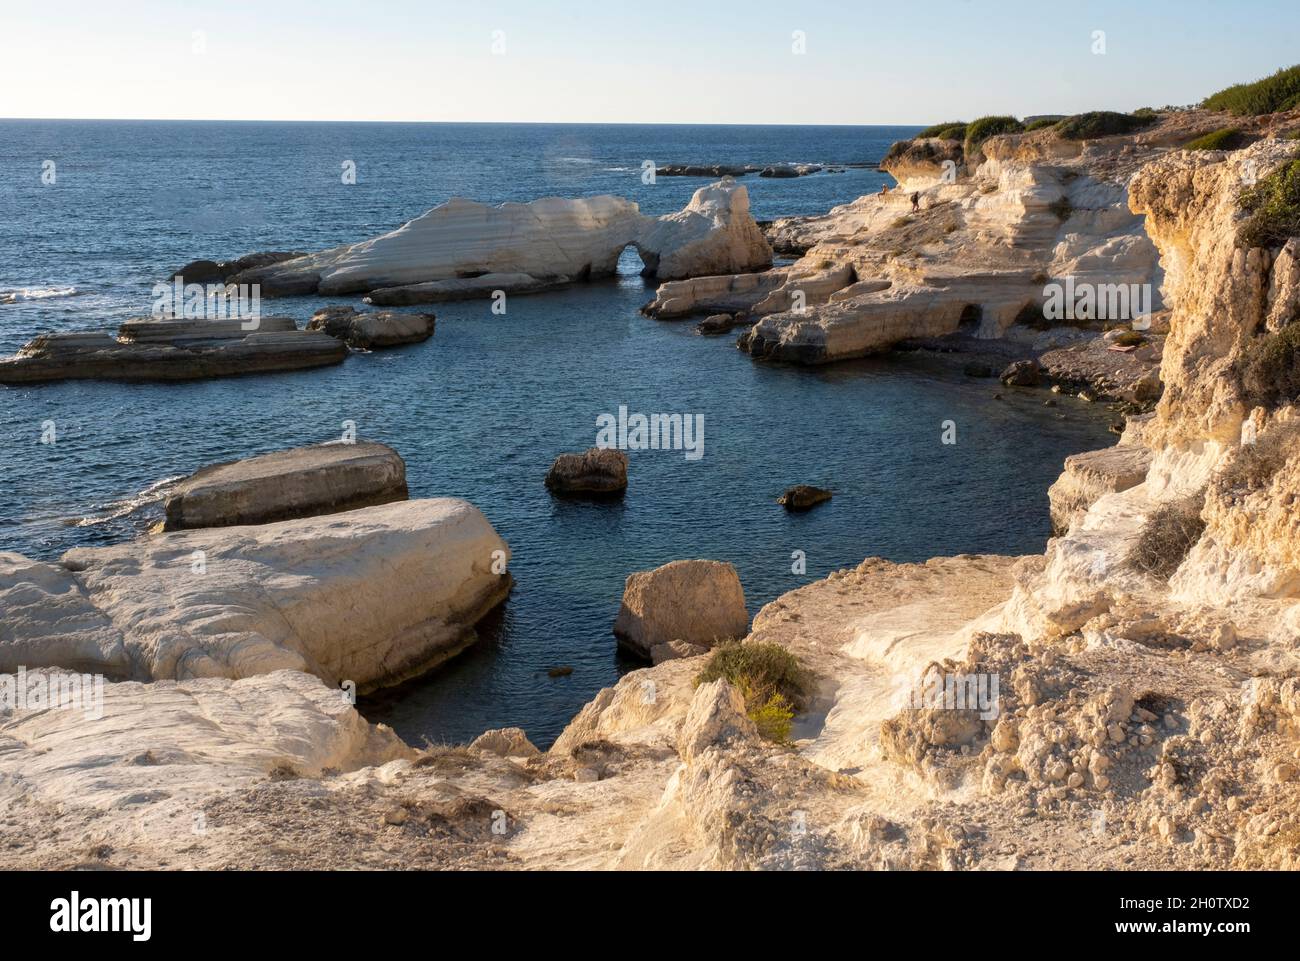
915;121;968;140
1202;64;1300;116
696;642;810;743
1185;127;1248;151
964;116;1024;156
1238;156;1300;250
1055;111;1158;140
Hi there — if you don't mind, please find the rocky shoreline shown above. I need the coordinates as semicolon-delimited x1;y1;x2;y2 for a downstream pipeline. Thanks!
4;102;1300;870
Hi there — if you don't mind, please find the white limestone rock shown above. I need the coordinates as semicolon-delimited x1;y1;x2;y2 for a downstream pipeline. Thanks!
60;498;512;691
0;553;129;677
229;180;771;297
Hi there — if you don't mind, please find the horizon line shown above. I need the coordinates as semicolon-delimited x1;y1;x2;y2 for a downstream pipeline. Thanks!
0;116;931;128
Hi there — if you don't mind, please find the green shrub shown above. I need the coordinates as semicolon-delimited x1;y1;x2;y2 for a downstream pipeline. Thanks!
1024;118;1060;131
1055;111;1158;140
1238;320;1300;408
1185;127;1247;151
964;116;1024;155
696;642;810;742
1127;496;1207;579
1202;64;1300;116
1238;157;1300;250
916;121;968;140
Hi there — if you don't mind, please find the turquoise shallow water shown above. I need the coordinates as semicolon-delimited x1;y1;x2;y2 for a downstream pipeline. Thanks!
0;121;1113;746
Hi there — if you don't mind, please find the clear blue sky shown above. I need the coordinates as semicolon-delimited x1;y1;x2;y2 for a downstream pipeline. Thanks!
2;0;1297;124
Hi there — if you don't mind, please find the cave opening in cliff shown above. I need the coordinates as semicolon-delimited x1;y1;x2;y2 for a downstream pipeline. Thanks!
959;304;983;332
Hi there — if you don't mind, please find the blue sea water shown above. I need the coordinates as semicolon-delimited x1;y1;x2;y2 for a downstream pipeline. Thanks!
0;121;1113;747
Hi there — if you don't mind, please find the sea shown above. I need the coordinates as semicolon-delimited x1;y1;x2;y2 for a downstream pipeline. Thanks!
0;120;1113;746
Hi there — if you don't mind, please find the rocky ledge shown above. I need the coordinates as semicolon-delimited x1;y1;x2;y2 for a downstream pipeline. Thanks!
161;440;409;531
0;316;346;384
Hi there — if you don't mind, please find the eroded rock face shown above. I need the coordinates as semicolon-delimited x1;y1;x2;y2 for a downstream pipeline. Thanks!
59;498;511;691
0;553;129;677
162;441;409;531
1047;445;1153;535
226;180;772;299
613;559;749;659
544;448;628;495
0;319;346;384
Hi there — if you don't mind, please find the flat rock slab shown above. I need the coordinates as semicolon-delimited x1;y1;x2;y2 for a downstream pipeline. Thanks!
0;324;346;384
163;441;409;531
59;498;512;691
0;669;410;814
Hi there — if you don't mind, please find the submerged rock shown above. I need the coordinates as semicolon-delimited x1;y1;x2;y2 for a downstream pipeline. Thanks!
169;251;305;285
0;317;346;384
778;485;833;512
162;440;409;531
544;448;628;495
613;559;749;659
1000;358;1042;386
696;313;744;335
306;305;435;348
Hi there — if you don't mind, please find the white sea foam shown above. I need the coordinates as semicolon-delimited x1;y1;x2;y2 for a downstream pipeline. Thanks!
0;285;78;304
71;475;184;527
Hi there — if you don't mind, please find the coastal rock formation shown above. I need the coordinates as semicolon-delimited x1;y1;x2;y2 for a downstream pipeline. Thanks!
365;272;563;305
0;669;410;822
879;137;966;190
0;553;130;677
1046;444;1153;534
6;118;1300;874
544;448;628;495
0;317;346;384
52;498;511;690
612;559;749;659
777;485;833;511
306;306;435;348
695;313;743;335
169;251;305;285
224;180;772;300
650;119;1191;366
162;441;409;531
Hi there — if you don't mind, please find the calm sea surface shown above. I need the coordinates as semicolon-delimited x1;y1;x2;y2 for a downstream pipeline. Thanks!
0;121;1112;746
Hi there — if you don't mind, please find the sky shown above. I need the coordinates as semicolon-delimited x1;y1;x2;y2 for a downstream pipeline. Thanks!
1;0;1298;125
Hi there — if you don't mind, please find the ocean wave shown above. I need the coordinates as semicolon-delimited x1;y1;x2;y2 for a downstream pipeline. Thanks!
0;285;78;304
70;474;184;527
